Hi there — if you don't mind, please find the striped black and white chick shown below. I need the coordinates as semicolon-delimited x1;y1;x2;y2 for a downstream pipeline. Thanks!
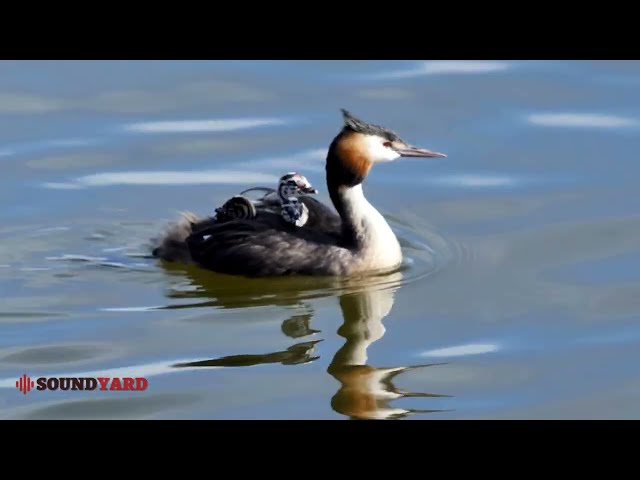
236;172;318;226
243;173;316;208
274;173;316;228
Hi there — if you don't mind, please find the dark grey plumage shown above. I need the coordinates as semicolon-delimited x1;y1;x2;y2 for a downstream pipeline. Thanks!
150;211;201;263
186;216;352;277
296;196;342;233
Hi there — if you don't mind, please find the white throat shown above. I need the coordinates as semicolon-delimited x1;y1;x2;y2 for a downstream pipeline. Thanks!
340;184;402;271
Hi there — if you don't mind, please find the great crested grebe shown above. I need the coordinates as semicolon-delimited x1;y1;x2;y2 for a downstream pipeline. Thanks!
185;109;446;277
151;173;319;263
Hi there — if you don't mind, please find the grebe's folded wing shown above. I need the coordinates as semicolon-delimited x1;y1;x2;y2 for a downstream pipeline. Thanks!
185;217;348;277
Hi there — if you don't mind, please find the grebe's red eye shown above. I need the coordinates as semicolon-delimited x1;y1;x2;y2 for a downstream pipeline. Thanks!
383;141;392;148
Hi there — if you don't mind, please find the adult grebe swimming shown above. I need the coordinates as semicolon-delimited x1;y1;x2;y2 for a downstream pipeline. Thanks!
185;109;446;277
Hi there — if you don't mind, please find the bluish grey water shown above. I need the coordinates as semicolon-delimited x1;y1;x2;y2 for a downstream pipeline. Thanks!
1;60;640;419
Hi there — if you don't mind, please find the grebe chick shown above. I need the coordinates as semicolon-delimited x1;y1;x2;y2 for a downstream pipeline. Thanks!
215;189;310;228
213;173;317;226
245;172;342;234
242;172;318;214
214;195;258;222
185;109;446;277
281;197;309;227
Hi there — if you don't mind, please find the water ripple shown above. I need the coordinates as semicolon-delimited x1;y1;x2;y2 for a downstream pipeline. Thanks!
420;344;500;358
369;60;512;80
43;170;279;189
123;117;288;134
527;112;638;128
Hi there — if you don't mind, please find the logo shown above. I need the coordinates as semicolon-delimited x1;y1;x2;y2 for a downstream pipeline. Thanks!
15;374;148;395
16;374;35;395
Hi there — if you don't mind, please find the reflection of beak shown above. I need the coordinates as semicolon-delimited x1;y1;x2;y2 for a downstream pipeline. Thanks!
394;142;447;158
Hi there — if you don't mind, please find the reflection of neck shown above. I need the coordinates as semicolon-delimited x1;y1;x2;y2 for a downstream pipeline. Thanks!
330;287;394;367
327;284;403;420
328;281;449;420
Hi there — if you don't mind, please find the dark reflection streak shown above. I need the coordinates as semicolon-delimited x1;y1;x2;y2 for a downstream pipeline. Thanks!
173;340;322;368
158;301;220;310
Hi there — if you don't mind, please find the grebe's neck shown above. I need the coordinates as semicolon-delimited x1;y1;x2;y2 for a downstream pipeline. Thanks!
333;184;400;254
326;147;402;268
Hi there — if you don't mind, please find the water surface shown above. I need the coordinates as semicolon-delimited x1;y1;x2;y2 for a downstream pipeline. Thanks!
1;60;640;419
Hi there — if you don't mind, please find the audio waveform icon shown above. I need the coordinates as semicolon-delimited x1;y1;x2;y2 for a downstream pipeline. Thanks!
16;374;34;395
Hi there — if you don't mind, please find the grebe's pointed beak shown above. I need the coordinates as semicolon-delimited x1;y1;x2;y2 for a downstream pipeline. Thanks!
393;141;447;158
302;185;319;194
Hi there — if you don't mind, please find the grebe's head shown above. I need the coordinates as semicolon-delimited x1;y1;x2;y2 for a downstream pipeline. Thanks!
215;195;257;222
281;197;310;227
328;109;447;187
277;172;318;201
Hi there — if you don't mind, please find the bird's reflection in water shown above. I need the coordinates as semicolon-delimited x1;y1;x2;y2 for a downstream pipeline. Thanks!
281;311;320;339
164;263;450;419
328;274;451;420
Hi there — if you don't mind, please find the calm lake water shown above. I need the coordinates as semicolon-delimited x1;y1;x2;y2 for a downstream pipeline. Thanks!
1;60;640;419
